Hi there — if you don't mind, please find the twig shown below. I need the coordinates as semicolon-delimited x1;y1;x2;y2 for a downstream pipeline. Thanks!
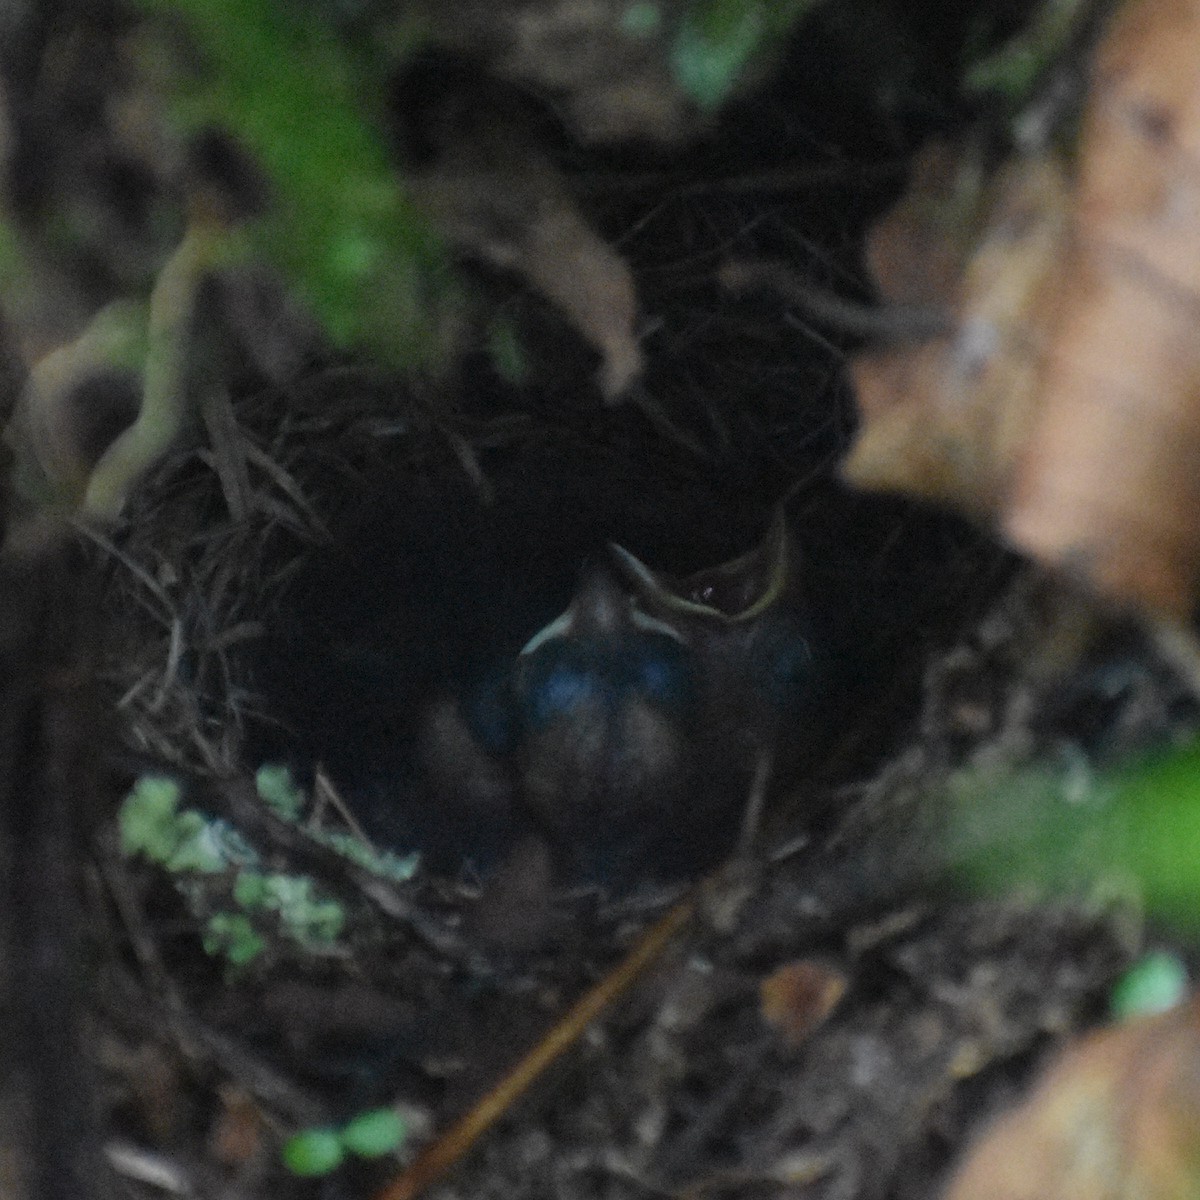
373;892;698;1200
719;258;951;341
85;219;225;519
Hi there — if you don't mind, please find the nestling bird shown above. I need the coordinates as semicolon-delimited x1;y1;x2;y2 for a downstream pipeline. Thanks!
609;509;818;869
258;451;819;883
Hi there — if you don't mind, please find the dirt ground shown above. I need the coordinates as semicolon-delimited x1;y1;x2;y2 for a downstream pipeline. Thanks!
2;3;1194;1199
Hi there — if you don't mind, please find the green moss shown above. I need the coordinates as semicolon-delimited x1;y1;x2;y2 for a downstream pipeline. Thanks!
133;0;454;369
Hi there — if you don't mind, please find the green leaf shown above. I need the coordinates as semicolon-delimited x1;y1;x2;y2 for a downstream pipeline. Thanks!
1111;952;1189;1020
621;3;663;38
946;740;1200;935
965;0;1092;107
203;912;265;964
282;1128;346;1177
255;763;307;821
486;317;530;387
132;0;454;368
340;1107;408;1158
672;0;815;112
672;4;763;111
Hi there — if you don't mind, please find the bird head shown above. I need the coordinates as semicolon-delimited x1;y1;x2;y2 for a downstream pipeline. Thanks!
508;566;699;874
610;508;815;723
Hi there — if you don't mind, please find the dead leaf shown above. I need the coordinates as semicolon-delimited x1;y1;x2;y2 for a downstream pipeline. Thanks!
847;1;1200;618
943;994;1200;1200
1004;0;1200;616
760;960;847;1047
209;1085;267;1169
410;110;642;403
862;141;980;311
845;148;1071;517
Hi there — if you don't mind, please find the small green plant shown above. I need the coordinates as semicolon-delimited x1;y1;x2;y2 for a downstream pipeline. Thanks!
282;1108;408;1177
339;1107;409;1158
203;912;266;965
253;764;420;882
1110;952;1189;1020
282;1127;346;1177
946;739;1200;936
120;774;348;965
233;871;345;947
254;762;306;821
133;0;455;369
119;775;251;873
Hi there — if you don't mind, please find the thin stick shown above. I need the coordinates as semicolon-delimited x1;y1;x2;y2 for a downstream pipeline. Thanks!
312;763;375;848
372;892;697;1200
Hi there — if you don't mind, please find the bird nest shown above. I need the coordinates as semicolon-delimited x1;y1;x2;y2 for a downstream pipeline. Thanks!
21;23;1188;1199
93;368;446;778
72;303;1151;1200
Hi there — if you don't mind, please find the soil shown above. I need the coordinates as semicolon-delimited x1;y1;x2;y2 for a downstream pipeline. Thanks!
1;3;1194;1199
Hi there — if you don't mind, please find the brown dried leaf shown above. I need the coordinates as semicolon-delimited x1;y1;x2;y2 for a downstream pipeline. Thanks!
862;142;980;311
759;959;847;1048
848;1;1200;618
1004;0;1200;616
411;114;642;402
845;151;1070;517
943;995;1200;1200
209;1085;267;1169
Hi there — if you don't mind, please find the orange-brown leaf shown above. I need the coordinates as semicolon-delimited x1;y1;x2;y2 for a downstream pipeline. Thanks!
1004;0;1200;615
759;959;847;1048
846;154;1070;516
848;0;1200;619
943;995;1200;1200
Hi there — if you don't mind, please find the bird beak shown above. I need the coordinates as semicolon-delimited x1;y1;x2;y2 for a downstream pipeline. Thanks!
519;566;685;657
610;507;794;624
